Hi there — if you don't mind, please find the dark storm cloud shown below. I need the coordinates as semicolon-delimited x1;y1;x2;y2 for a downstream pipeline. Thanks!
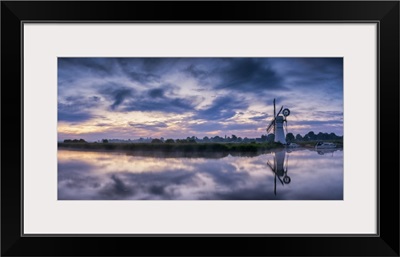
99;85;135;110
58;58;169;79
124;70;160;84
58;58;118;83
58;58;167;92
180;58;286;94
115;58;179;84
97;82;197;114
110;89;133;110
148;88;164;98
58;112;96;122
274;58;343;91
58;96;102;122
184;64;210;80
297;58;343;79
215;58;284;92
122;97;195;113
195;96;249;120
117;58;173;73
120;85;198;113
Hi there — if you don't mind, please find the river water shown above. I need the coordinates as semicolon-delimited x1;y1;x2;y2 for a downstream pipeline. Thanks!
58;148;343;200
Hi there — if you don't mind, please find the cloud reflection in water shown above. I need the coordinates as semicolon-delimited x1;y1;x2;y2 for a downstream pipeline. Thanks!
58;149;343;200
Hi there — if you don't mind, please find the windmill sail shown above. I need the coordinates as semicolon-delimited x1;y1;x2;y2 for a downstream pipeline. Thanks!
266;119;275;133
266;105;283;134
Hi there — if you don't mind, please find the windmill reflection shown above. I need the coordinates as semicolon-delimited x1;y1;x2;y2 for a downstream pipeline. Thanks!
267;150;291;195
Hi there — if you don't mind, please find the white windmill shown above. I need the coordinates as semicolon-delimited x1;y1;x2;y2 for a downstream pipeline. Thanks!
266;98;291;144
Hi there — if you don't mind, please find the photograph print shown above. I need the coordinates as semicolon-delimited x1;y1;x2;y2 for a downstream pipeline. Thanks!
58;57;343;200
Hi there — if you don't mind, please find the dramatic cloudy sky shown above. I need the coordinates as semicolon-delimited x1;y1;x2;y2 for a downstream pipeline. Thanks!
58;58;343;141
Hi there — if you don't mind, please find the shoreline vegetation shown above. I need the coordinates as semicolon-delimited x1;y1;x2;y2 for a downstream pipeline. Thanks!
58;140;343;158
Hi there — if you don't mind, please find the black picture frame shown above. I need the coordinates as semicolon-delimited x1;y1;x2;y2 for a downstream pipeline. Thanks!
1;1;399;256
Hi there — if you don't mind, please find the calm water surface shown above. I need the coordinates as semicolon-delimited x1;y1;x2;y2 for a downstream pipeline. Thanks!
58;148;343;200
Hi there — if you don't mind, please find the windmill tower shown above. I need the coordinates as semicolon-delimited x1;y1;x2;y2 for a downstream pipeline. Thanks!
266;99;291;144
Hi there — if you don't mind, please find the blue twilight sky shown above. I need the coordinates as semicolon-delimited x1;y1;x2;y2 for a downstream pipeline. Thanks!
58;58;343;141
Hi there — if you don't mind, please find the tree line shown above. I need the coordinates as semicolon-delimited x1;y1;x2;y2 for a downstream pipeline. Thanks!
149;131;342;144
63;139;87;143
62;131;342;144
285;131;342;143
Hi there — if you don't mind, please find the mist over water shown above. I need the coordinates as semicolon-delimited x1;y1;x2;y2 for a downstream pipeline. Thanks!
58;148;343;200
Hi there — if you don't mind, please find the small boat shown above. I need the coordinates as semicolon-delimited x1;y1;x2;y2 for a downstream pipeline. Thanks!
286;142;299;148
315;141;336;149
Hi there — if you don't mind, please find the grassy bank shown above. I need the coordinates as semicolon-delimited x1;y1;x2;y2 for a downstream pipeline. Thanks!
293;140;343;148
58;142;285;156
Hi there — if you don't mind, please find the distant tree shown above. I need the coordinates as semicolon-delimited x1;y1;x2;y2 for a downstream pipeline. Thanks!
165;139;175;144
203;136;210;142
267;134;275;143
306;131;316;141
295;134;303;141
102;139;109;143
261;134;267;142
329;132;339;140
212;136;223;142
286;133;295;143
185;136;197;143
79;139;87;143
231;134;237;141
151;138;163;144
318;132;329;140
63;139;72;143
